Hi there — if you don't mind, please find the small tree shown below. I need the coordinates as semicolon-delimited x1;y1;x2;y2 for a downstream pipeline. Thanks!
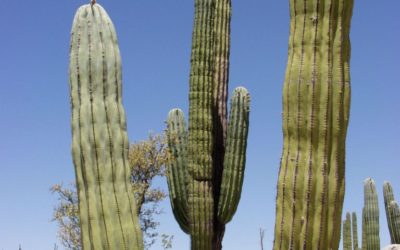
51;133;172;249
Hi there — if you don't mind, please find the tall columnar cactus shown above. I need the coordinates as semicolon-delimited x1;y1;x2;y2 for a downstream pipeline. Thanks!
69;2;143;249
273;0;354;249
165;0;250;249
384;181;400;244
352;212;361;250
343;212;352;250
363;178;380;250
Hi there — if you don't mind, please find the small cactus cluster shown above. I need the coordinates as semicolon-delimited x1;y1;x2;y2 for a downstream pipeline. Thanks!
273;0;354;249
69;3;143;249
343;179;400;250
165;0;250;249
342;212;361;250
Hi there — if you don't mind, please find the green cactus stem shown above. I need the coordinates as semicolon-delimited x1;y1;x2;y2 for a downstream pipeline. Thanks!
69;3;143;249
343;212;352;250
352;212;360;250
384;181;400;244
166;1;250;248
273;0;354;249
363;178;380;250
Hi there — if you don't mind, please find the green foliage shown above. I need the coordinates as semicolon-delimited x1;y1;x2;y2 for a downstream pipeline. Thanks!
52;134;172;250
165;0;250;249
273;0;354;249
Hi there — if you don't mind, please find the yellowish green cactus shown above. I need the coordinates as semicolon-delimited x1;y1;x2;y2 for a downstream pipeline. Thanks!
384;181;400;244
165;0;250;249
69;3;143;249
363;178;380;250
343;212;352;250
273;0;354;249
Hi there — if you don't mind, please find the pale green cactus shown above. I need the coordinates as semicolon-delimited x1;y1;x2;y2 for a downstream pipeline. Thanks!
69;2;143;249
363;178;380;250
273;0;354;249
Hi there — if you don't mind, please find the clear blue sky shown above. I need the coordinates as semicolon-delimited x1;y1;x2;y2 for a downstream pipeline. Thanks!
0;0;399;249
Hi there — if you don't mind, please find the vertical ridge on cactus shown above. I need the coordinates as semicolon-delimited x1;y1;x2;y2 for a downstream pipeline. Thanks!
69;3;143;249
273;0;354;249
363;178;380;250
384;181;400;244
165;0;250;249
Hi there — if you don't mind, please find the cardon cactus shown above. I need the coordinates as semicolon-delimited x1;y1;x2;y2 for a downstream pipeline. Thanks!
343;212;352;250
165;0;250;249
273;0;354;249
384;181;400;244
363;178;380;250
69;2;143;249
342;211;361;250
352;212;361;250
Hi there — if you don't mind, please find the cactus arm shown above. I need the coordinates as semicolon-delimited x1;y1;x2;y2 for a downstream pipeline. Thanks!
343;212;352;250
352;212;360;250
69;4;143;249
166;109;190;234
217;87;250;224
273;0;354;249
364;178;380;250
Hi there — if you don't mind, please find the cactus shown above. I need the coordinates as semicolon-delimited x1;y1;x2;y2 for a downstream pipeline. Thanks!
343;212;352;250
69;2;143;249
384;181;400;244
273;0;354;249
352;212;361;250
165;0;250;249
363;178;380;250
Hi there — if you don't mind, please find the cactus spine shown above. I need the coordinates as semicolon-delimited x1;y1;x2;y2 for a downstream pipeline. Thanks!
69;3;143;249
363;178;380;250
343;212;352;250
166;0;250;249
273;0;354;249
384;181;400;244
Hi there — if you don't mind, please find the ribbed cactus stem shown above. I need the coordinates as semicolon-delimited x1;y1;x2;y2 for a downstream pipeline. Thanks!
69;4;143;249
388;201;400;244
384;181;400;244
343;212;352;250
166;109;190;234
166;0;249;249
217;87;250;223
352;212;360;250
363;178;380;250
273;0;354;249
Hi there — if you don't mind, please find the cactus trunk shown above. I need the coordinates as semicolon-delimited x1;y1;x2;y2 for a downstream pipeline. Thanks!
273;0;354;249
343;212;352;250
384;181;400;244
166;0;250;249
363;178;380;250
69;3;143;249
352;212;360;250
